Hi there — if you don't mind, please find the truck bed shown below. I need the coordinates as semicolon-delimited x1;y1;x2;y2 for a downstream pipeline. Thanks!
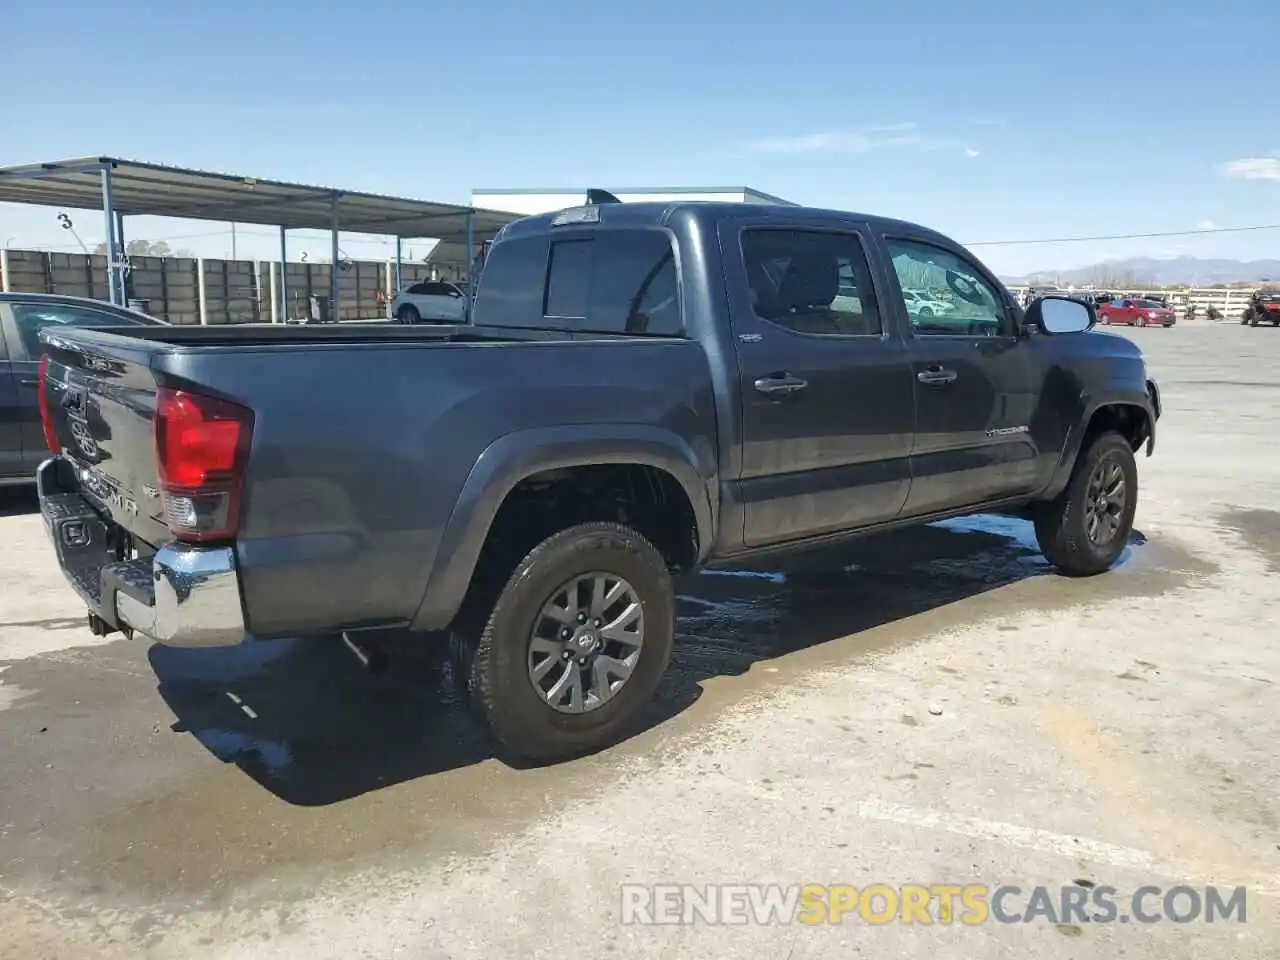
47;322;660;350
38;322;716;638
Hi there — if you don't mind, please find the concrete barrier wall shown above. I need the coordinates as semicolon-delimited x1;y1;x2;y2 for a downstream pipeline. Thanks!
0;249;459;324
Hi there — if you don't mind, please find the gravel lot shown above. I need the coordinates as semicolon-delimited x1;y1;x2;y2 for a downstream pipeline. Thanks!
2;323;1278;959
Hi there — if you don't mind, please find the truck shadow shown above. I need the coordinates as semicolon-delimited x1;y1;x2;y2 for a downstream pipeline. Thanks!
150;515;1145;806
0;486;39;516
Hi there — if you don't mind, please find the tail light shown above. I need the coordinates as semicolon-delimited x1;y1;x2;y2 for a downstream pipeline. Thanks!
154;387;253;542
37;355;61;454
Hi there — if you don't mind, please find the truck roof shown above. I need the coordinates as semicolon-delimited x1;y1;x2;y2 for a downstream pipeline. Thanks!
496;201;959;249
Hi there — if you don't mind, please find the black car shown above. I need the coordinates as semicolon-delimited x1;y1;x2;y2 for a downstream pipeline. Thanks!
1;293;166;485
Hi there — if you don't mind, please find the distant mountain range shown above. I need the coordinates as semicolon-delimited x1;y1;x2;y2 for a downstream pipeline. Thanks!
1004;257;1280;287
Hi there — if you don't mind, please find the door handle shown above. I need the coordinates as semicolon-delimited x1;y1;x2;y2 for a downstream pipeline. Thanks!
18;378;39;387
753;374;808;397
917;366;957;386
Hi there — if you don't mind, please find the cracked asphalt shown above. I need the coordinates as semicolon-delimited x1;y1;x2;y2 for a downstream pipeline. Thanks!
1;322;1278;959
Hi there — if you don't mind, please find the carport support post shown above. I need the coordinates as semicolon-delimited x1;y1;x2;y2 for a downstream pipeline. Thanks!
330;194;341;322
394;236;402;292
115;212;127;304
101;166;122;306
279;226;288;322
465;211;475;301
465;212;476;302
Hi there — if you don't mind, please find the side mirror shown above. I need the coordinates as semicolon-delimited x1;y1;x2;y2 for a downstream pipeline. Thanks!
1026;295;1094;335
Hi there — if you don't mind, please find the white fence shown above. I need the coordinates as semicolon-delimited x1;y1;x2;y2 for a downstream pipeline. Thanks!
1007;286;1262;321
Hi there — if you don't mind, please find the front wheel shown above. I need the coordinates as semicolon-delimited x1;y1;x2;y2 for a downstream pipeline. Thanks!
452;522;675;763
1033;431;1137;576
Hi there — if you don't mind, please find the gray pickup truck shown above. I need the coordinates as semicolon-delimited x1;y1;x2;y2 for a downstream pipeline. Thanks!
35;199;1160;762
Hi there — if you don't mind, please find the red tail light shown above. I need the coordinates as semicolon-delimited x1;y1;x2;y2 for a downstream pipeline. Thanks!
37;355;61;454
154;387;253;542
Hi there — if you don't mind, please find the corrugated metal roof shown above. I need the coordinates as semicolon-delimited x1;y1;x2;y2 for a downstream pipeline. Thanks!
0;156;519;243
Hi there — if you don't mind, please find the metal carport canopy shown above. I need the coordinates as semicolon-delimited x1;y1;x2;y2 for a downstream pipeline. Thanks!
0;156;517;242
0;156;521;315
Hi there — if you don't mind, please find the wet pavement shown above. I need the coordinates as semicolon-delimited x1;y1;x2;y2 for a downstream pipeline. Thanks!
1;325;1278;959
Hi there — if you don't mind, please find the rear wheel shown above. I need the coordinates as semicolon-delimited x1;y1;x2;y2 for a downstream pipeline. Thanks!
1034;431;1137;577
451;522;675;763
397;304;421;324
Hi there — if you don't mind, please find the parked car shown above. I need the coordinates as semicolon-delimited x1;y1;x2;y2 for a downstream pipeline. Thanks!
902;289;954;317
1240;288;1280;326
34;200;1159;763
390;280;469;323
1;293;166;486
1097;298;1177;328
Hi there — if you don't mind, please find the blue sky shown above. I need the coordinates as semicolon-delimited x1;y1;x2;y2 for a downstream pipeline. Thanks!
2;0;1278;276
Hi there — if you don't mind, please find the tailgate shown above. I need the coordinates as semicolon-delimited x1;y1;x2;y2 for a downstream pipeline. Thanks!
39;328;171;546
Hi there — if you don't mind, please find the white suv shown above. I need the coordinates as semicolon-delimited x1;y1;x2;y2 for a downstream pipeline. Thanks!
391;281;469;323
902;289;954;317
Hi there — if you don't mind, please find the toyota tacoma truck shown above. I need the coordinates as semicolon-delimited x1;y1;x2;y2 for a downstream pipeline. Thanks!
34;199;1160;762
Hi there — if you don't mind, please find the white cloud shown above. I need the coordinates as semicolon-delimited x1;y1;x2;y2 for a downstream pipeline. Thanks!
965;148;981;158
1219;157;1280;181
1197;219;1217;230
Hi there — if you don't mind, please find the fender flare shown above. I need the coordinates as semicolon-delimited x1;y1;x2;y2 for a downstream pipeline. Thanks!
1043;385;1158;501
410;423;716;631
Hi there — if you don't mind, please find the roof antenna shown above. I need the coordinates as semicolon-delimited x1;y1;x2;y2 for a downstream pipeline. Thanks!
585;188;622;205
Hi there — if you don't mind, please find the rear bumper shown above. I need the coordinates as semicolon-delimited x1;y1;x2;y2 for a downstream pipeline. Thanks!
37;458;246;648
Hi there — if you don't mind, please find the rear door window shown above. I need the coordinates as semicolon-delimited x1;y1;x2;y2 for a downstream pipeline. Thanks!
741;228;882;336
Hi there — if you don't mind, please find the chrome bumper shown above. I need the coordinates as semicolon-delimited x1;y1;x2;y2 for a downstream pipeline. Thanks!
116;543;247;647
38;458;247;648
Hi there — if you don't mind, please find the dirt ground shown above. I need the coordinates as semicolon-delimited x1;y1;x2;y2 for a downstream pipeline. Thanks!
1;324;1278;959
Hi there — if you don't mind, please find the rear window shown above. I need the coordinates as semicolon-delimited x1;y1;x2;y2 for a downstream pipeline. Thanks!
471;235;549;327
474;229;683;336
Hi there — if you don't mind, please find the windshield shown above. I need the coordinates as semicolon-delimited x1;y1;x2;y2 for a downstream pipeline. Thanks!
1133;299;1165;309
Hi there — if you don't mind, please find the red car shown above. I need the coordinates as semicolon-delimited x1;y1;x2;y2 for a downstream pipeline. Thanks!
1097;298;1176;327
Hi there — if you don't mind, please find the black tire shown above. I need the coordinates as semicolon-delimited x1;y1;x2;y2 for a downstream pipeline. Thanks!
919;306;934;318
452;522;675;763
1033;430;1137;577
397;304;421;324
